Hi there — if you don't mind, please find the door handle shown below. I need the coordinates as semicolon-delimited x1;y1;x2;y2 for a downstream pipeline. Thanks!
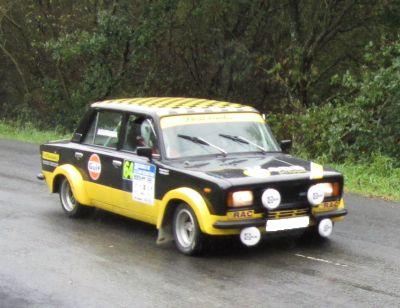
75;152;83;160
112;160;122;168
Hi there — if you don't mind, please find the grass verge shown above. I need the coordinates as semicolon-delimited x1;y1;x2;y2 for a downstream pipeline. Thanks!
0;121;71;144
0;121;70;144
330;161;400;202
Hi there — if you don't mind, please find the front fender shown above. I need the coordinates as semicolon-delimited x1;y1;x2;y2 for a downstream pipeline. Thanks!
157;187;215;234
43;164;91;206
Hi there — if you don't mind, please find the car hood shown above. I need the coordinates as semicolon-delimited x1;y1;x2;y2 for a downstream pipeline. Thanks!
166;153;341;186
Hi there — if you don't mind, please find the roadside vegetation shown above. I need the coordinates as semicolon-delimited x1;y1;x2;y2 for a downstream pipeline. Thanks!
0;121;70;144
331;159;400;202
0;1;399;201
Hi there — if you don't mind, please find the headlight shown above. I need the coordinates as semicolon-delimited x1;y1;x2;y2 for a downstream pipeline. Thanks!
316;182;340;197
227;190;253;207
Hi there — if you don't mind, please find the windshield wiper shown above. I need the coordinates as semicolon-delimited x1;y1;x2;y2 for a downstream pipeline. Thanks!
219;134;267;153
178;134;227;156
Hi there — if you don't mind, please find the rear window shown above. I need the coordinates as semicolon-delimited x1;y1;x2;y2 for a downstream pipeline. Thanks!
83;111;123;148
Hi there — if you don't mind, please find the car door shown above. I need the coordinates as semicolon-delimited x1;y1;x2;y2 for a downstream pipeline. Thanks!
78;109;125;209
117;113;160;224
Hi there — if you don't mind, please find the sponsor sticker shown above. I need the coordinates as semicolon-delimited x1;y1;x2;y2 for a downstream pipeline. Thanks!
316;200;340;212
123;160;134;180
42;151;59;162
42;160;58;167
267;165;306;175
243;165;307;178
243;166;271;178
97;128;118;138
88;154;101;180
131;163;156;205
227;210;254;220
160;112;264;128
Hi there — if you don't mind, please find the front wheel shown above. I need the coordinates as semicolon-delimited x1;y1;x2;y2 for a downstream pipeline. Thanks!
173;204;204;255
59;178;92;218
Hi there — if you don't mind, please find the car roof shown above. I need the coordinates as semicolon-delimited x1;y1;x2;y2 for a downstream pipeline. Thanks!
91;97;258;117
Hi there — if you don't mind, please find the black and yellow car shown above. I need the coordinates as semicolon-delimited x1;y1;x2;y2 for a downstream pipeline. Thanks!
39;97;347;255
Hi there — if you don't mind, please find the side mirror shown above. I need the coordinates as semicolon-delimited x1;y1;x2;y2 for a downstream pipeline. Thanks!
137;147;153;160
71;133;83;143
280;139;292;153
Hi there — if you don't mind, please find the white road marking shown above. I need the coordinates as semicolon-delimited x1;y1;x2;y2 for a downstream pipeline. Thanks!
294;253;348;267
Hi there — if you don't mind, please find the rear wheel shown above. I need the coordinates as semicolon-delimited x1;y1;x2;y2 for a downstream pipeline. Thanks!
59;178;92;218
173;204;204;255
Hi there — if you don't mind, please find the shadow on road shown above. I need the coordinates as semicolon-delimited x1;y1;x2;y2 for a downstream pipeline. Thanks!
43;204;333;260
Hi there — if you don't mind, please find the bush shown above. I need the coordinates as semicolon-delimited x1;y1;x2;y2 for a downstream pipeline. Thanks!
269;40;400;166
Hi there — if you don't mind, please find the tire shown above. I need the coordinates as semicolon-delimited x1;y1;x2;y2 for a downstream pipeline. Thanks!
59;178;92;218
173;203;204;255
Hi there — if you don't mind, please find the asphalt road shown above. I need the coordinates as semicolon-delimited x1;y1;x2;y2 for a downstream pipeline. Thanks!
0;139;399;307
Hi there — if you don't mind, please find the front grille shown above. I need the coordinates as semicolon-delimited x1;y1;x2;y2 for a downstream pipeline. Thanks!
251;177;343;211
253;181;310;207
268;208;309;220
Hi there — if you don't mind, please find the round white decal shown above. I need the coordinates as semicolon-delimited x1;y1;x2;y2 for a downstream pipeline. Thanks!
318;218;333;238
307;184;324;205
240;227;261;246
88;154;101;180
262;188;281;210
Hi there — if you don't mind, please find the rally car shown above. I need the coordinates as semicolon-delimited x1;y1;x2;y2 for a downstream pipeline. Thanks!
39;97;347;255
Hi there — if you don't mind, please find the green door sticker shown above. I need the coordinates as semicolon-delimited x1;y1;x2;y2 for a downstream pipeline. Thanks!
123;160;134;180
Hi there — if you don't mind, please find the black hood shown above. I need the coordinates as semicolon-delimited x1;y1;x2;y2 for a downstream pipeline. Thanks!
166;153;341;186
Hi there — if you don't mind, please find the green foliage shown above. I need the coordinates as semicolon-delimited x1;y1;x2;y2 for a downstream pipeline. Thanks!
269;39;400;165
0;0;398;169
331;155;400;201
39;8;136;129
336;40;400;161
1;0;389;128
268;104;355;163
0;120;70;144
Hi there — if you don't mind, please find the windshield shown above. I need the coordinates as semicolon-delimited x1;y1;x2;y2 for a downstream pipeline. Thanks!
160;113;280;159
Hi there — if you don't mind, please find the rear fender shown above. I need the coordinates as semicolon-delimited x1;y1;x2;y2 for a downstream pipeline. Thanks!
44;164;91;206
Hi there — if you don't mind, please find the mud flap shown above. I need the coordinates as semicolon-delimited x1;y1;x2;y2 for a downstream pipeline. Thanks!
156;226;174;245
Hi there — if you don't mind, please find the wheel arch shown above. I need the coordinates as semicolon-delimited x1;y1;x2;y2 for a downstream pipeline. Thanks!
49;164;91;206
157;187;213;235
53;174;65;193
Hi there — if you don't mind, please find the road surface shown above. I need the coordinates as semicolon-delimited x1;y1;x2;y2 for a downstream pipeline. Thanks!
0;139;399;307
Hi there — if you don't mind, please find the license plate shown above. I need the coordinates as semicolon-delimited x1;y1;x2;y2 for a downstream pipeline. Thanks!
266;216;310;232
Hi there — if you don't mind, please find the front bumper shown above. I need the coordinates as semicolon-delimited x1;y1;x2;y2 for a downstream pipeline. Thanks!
213;208;347;230
213;218;265;229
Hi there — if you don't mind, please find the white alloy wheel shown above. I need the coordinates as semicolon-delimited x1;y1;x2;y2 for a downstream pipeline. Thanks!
60;179;77;212
173;204;203;255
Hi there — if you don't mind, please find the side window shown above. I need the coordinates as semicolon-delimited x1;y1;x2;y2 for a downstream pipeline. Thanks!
122;115;159;154
83;111;123;148
83;113;98;144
